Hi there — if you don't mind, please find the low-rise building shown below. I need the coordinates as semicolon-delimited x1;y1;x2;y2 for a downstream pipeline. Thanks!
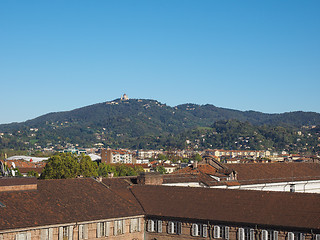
1;177;320;240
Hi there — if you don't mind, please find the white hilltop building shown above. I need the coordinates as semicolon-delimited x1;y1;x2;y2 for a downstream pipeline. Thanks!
120;93;129;100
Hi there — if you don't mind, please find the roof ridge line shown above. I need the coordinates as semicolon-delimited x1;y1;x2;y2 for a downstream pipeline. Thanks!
92;177;140;209
128;186;147;214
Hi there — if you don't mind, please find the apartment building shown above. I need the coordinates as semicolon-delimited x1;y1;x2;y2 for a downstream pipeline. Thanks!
100;149;133;164
205;149;270;158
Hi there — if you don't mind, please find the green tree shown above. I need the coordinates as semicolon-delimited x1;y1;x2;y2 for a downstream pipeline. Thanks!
79;154;98;177
155;165;166;174
40;153;80;179
193;153;202;162
27;170;39;178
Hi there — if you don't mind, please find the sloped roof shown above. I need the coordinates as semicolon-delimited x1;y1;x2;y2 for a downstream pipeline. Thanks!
130;185;320;231
174;164;218;175
226;162;320;184
0;178;143;231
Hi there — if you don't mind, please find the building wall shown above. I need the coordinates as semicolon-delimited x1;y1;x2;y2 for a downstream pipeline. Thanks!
0;216;144;240
145;219;316;240
213;180;320;193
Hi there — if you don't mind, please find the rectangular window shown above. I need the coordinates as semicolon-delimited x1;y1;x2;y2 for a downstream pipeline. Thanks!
147;220;162;233
157;220;163;233
147;220;155;232
239;228;254;240
41;229;53;240
288;232;294;240
97;222;110;237
214;225;220;238
219;226;230;239
15;232;31;240
59;226;72;240
63;227;69;240
130;218;140;233
191;224;201;237
79;224;88;240
263;230;278;240
294;233;305;240
114;220;125;236
168;221;181;235
239;228;245;240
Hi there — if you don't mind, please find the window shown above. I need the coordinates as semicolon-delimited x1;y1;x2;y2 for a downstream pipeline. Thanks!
96;222;110;237
59;226;73;240
130;218;141;233
288;232;306;240
79;224;88;240
220;226;230;239
192;224;201;237
262;230;278;240
191;224;208;238
15;232;31;240
63;227;69;240
167;221;181;235
290;184;295;193
41;228;53;240
114;220;125;236
147;220;162;233
239;228;254;240
213;225;229;239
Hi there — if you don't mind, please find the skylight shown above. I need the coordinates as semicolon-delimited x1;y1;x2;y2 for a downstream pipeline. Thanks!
0;201;6;207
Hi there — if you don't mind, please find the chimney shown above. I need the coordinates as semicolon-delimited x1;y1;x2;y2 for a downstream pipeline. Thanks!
137;172;163;185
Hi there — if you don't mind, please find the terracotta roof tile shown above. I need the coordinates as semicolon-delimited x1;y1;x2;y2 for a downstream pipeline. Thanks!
227;162;320;184
130;185;320;230
0;178;143;230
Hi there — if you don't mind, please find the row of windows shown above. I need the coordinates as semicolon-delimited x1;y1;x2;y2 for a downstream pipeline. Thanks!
12;218;140;240
239;228;308;240
96;218;141;237
147;220;320;240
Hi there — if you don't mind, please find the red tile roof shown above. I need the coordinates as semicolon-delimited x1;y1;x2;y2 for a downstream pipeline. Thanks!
130;185;320;230
0;178;143;230
226;162;320;184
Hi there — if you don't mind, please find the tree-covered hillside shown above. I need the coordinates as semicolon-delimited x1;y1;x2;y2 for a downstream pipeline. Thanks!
0;98;320;154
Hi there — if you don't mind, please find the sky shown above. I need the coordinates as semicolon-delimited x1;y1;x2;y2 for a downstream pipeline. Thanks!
0;1;320;124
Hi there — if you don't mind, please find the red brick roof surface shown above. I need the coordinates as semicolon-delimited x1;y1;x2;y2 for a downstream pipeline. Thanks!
130;185;320;231
0;178;143;230
226;162;320;183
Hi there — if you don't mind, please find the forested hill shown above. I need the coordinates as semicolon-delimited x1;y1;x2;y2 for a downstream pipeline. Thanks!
2;98;320;130
0;98;320;152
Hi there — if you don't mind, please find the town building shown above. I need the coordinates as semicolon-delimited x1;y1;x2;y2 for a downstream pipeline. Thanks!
162;159;320;193
205;149;270;159
1;176;320;240
100;149;134;164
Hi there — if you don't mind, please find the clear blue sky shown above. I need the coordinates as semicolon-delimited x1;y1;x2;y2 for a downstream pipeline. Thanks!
1;0;320;124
